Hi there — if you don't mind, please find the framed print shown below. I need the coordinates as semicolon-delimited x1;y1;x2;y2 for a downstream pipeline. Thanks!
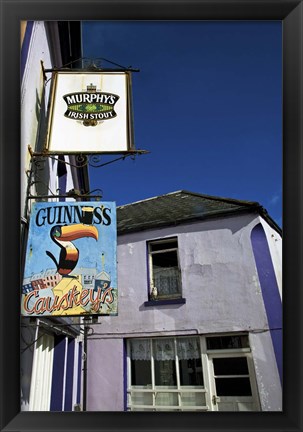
1;1;302;432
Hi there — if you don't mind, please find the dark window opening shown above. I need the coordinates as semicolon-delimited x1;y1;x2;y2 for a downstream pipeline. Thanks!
150;240;178;252
213;357;252;396
131;360;151;386
215;378;252;396
206;335;249;350
179;358;204;386
213;357;249;375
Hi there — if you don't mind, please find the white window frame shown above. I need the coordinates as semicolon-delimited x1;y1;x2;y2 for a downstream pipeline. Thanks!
127;336;209;411
207;352;260;411
147;237;182;301
127;334;259;412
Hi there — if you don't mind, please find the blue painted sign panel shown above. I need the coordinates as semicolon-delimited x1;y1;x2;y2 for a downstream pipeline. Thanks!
21;201;117;317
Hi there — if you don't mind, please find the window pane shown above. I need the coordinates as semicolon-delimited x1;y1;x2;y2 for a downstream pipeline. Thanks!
153;250;178;267
215;378;252;396
153;338;177;385
154;269;180;296
152;251;180;297
131;391;153;406
150;240;177;252
177;337;200;360
155;391;178;406
153;338;175;360
179;358;204;386
206;335;249;350
130;339;150;361
131;360;151;386
180;392;206;407
213;357;249;376
154;360;177;386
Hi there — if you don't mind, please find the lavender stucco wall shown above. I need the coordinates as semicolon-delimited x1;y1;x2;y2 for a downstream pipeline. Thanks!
94;214;270;334
87;213;282;411
87;338;124;411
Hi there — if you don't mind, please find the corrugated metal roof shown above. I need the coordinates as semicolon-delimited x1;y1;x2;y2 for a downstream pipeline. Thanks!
117;190;281;235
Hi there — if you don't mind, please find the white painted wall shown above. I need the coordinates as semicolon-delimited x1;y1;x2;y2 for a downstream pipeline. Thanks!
250;331;282;410
21;21;76;212
21;21;53;411
260;218;282;298
21;22;53;212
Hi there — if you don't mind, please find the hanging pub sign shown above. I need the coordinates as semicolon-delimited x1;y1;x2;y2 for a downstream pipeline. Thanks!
21;202;118;317
45;71;134;154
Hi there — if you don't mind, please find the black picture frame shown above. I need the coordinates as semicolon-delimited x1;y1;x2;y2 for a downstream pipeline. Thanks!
1;1;302;431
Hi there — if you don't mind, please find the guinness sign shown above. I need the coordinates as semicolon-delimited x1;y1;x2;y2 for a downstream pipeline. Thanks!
21;201;118;317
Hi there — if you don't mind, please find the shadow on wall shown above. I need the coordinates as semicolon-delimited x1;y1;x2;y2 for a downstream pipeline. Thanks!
139;302;185;312
32;87;50;197
20;324;36;408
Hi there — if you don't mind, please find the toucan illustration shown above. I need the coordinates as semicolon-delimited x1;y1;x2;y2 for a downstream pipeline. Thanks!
46;224;98;276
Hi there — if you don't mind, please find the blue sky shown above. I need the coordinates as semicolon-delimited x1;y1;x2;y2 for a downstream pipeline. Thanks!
82;21;282;226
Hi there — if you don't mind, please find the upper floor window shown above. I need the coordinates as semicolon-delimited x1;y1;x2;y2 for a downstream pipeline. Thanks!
148;238;182;300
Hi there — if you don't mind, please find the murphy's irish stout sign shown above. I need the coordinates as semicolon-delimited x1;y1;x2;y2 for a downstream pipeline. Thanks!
21;202;117;317
45;71;134;153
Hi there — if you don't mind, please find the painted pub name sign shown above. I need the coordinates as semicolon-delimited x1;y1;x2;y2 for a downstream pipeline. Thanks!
46;71;133;153
21;202;117;317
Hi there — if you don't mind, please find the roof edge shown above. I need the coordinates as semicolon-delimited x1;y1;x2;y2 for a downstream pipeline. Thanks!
118;204;263;235
117;191;282;236
118;190;260;210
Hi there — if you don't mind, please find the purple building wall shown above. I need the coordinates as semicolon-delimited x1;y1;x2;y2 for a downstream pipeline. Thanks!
87;213;282;411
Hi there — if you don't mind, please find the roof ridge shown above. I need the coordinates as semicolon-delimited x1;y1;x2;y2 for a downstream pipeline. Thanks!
118;190;260;209
178;190;260;207
118;193;165;209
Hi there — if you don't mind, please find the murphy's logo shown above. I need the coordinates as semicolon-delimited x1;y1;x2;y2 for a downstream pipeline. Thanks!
63;83;119;126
